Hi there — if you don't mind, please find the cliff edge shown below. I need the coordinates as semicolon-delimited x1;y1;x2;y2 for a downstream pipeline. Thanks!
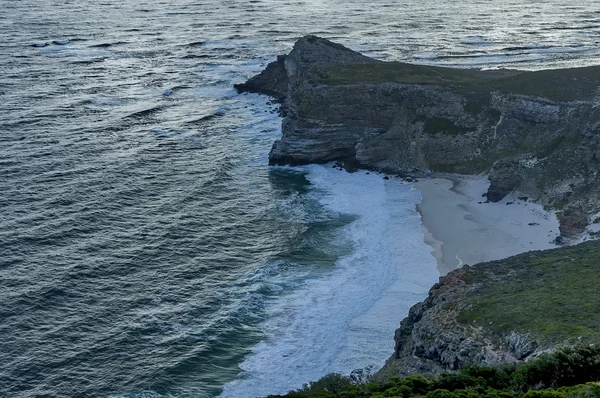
236;35;600;240
377;240;600;378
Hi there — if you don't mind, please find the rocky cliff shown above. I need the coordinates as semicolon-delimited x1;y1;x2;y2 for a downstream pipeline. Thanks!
235;35;600;240
377;240;600;378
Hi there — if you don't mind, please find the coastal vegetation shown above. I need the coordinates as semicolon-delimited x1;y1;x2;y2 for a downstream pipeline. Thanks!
314;62;600;103
268;346;600;398
237;36;600;397
266;241;600;398
455;240;600;344
240;35;600;235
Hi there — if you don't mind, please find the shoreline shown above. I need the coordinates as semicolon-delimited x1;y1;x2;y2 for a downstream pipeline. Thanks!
414;175;560;274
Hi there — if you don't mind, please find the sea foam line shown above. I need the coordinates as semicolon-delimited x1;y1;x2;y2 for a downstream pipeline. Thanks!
220;166;439;398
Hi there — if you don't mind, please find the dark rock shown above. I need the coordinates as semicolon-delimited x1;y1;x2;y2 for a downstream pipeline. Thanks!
519;196;529;201
378;241;600;377
559;207;588;239
528;222;540;226
238;35;600;239
507;332;538;360
506;201;514;205
487;159;524;202
234;55;289;101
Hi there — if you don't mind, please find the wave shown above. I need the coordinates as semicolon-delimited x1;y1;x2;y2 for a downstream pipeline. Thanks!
220;166;438;398
460;35;491;45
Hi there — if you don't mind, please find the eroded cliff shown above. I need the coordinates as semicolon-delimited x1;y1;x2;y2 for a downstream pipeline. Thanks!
236;35;600;239
378;240;600;378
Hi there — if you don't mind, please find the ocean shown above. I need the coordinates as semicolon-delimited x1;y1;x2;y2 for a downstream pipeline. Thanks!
1;1;598;397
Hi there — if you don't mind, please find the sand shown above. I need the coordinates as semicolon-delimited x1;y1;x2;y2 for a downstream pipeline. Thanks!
414;175;560;274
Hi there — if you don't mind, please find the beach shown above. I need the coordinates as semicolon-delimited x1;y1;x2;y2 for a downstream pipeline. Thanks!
415;175;560;274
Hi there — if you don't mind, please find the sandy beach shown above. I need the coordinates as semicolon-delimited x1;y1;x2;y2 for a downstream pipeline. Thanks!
415;175;560;274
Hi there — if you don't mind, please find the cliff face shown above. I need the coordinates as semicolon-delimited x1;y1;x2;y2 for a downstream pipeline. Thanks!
236;35;600;239
378;240;600;378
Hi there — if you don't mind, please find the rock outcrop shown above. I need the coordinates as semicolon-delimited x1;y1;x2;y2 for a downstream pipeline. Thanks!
377;240;600;378
235;35;600;239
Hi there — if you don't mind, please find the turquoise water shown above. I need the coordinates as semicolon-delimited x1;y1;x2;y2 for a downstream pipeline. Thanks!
1;1;599;396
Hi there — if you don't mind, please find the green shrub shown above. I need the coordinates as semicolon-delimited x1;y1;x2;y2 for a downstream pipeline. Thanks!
432;373;483;391
522;390;566;398
399;375;433;395
425;389;479;398
459;365;513;390
557;382;600;398
275;346;600;398
514;346;600;391
481;388;514;398
300;373;353;394
381;385;411;397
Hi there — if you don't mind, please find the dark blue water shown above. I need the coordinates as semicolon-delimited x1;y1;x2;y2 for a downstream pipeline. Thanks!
1;1;599;397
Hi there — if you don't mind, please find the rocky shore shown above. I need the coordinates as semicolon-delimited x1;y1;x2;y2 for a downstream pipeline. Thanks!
235;36;600;381
236;35;600;241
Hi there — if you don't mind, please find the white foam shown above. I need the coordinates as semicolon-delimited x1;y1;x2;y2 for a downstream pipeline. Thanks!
461;35;491;45
413;52;438;60
221;166;439;398
89;95;126;106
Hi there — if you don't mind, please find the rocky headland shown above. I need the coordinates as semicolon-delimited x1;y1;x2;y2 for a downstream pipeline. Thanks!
236;36;600;382
378;240;600;378
236;35;600;241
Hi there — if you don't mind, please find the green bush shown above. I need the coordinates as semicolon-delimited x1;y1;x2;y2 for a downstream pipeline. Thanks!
272;346;600;398
522;390;566;398
514;346;600;391
459;365;513;390
399;375;432;395
300;373;353;394
425;389;479;398
431;373;483;392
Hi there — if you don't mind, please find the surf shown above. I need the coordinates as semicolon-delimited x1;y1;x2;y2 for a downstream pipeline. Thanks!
220;166;439;397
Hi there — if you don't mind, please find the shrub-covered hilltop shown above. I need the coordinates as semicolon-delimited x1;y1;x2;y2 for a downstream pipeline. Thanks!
268;346;600;398
266;240;600;398
378;240;600;378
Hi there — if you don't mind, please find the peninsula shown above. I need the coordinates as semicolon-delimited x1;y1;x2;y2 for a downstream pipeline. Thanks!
235;36;600;390
236;35;600;242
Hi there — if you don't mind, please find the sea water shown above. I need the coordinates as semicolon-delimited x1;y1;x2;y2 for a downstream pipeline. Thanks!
1;1;598;397
221;168;437;397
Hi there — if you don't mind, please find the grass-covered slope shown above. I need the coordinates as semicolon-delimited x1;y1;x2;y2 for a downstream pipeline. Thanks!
268;346;600;398
315;63;600;102
455;240;600;344
377;240;600;378
265;241;600;398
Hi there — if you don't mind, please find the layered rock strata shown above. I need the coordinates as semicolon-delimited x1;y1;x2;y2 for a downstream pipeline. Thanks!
236;35;600;240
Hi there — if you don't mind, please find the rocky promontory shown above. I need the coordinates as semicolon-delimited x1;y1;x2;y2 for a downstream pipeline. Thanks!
377;240;600;378
236;35;600;240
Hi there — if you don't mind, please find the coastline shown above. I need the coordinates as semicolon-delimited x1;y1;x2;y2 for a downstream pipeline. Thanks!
414;175;560;274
